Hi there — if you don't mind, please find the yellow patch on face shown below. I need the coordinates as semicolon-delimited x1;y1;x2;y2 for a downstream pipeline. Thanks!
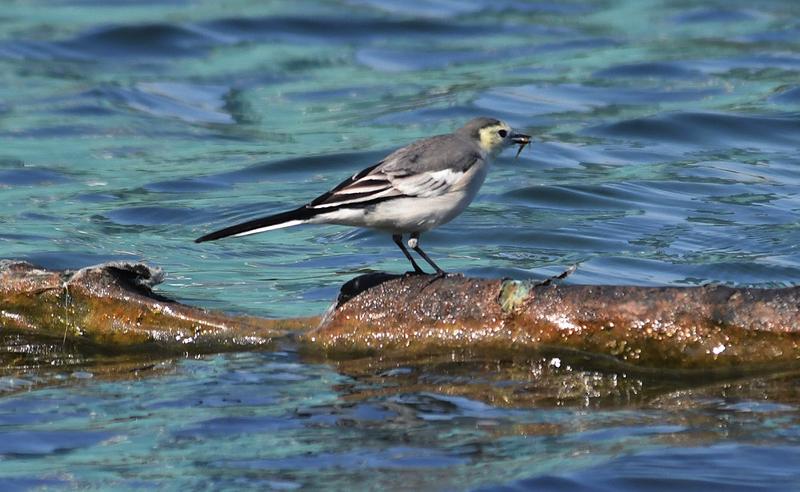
477;123;511;154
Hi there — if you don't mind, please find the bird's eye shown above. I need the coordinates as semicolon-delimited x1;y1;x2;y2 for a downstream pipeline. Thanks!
498;129;508;138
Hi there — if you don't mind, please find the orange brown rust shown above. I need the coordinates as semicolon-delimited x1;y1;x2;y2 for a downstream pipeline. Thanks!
0;260;315;353
308;275;800;373
2;260;800;373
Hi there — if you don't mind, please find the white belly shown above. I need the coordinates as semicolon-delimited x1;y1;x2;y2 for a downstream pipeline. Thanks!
313;160;490;234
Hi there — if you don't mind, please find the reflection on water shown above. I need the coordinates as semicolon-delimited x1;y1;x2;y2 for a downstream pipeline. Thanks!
1;0;800;489
2;349;799;490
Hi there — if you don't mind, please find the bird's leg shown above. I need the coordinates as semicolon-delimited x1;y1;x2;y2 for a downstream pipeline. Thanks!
393;234;425;275
409;232;446;277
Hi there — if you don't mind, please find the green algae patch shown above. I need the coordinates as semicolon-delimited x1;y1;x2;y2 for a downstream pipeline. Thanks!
499;279;533;313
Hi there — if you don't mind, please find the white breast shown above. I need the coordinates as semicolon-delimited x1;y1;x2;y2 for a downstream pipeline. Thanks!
360;159;491;233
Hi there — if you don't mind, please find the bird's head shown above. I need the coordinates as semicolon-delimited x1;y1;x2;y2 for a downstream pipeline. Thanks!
457;117;531;158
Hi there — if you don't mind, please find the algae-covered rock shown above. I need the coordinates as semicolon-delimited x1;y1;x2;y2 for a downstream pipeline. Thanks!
0;260;311;352
308;274;800;374
2;261;799;375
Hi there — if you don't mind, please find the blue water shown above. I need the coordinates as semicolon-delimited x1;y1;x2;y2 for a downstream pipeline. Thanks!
2;0;800;490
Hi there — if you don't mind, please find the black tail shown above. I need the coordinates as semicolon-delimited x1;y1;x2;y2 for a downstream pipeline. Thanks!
195;206;317;243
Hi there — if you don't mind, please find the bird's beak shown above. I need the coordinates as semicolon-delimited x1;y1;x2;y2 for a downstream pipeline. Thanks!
511;132;532;159
511;133;531;145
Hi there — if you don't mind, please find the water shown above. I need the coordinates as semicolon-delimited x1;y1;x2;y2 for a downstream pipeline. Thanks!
2;0;800;489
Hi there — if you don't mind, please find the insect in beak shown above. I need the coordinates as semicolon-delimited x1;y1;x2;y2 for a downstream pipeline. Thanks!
511;133;532;159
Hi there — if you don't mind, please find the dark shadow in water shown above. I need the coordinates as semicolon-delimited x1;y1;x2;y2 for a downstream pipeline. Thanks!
0;332;178;395
322;349;800;409
6;327;800;411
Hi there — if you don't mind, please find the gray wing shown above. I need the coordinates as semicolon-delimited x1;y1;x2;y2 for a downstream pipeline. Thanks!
308;134;482;210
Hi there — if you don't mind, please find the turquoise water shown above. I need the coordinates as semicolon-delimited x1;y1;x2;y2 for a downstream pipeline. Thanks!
2;0;800;489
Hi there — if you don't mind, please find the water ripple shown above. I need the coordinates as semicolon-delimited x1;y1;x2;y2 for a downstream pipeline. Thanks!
144;150;384;195
204;15;494;41
60;23;227;59
475;84;720;118
594;62;706;80
0;167;70;186
673;8;765;24
356;47;494;72
0;430;114;456
103;206;208;226
214;446;468;470
586;111;800;149
99;82;235;125
487;444;800;491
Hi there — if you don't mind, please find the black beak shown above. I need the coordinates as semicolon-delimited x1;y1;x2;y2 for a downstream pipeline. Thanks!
511;132;532;159
511;133;531;145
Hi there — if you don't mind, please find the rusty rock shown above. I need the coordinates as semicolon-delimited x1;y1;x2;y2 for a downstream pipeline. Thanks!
3;260;800;373
308;276;800;373
0;260;312;352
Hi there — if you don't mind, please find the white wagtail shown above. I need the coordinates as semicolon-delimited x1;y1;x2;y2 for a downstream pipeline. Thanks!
195;117;531;276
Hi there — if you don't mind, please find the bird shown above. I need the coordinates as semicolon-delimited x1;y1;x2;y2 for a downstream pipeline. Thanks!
195;117;531;276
